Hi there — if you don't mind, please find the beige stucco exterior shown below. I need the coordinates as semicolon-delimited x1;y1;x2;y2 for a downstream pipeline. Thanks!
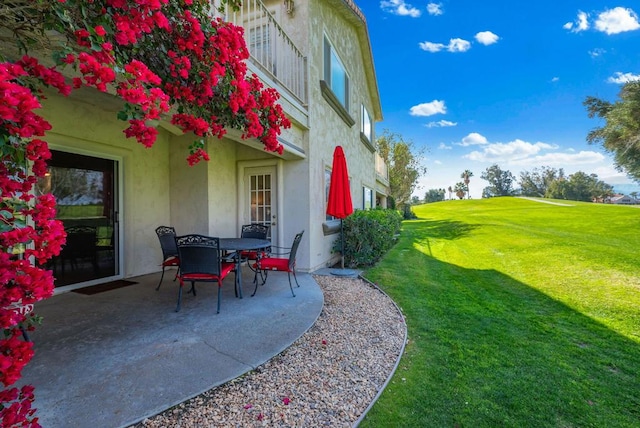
11;0;387;289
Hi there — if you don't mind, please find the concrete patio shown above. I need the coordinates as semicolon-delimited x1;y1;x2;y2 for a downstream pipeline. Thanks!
17;267;324;428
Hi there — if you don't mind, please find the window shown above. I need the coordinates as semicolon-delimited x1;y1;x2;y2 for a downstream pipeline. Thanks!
363;186;373;210
325;167;334;221
323;36;349;109
361;105;372;142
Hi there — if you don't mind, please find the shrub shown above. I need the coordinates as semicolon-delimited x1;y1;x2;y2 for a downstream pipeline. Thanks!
336;209;402;267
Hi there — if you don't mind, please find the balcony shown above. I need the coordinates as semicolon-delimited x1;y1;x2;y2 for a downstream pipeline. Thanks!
375;152;389;185
223;0;308;106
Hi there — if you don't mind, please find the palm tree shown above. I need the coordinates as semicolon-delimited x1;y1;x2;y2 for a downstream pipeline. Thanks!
454;182;466;199
461;170;474;199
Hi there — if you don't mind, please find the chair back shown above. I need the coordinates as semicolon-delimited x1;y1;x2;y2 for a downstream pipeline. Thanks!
240;223;270;239
175;234;222;276
64;225;97;256
287;231;304;270
156;226;178;259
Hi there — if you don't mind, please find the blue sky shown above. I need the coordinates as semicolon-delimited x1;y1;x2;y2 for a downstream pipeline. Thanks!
356;1;640;198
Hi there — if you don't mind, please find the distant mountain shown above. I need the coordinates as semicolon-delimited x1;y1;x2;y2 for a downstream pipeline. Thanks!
613;183;640;195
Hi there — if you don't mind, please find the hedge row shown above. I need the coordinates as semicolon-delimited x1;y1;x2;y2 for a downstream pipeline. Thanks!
335;209;403;267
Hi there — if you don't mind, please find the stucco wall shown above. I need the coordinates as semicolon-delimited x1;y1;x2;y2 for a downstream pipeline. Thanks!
303;0;380;271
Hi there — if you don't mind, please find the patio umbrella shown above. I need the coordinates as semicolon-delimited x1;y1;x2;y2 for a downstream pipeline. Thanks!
326;145;353;269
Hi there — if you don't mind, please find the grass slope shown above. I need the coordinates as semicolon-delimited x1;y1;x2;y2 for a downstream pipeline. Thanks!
361;197;640;427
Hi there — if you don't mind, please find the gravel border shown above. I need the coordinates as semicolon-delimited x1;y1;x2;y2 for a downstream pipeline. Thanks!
134;275;406;427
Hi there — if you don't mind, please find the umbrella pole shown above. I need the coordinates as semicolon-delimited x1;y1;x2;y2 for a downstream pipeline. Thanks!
340;218;344;269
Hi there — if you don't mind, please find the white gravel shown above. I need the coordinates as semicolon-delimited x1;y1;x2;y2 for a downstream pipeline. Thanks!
134;275;406;427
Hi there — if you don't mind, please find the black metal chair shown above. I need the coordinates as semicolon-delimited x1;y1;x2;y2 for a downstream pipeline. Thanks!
174;234;234;313
155;226;180;291
252;230;304;297
60;225;98;274
239;223;270;264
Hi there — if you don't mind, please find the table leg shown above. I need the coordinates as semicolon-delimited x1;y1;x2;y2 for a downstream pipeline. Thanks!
236;254;243;299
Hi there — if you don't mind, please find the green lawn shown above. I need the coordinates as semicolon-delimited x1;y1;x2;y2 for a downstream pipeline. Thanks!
360;197;640;427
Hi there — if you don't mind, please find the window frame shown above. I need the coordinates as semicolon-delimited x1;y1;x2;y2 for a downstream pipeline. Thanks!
363;186;373;210
321;35;355;127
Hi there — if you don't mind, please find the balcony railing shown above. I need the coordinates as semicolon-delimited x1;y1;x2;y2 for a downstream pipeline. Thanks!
375;153;388;182
223;0;308;105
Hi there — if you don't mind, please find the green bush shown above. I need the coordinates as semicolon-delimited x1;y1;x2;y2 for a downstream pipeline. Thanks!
402;204;417;219
335;209;402;267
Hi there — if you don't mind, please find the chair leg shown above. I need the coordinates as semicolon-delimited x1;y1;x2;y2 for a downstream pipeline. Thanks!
252;269;260;297
156;266;166;291
217;284;222;314
287;272;296;298
292;269;300;288
175;285;183;312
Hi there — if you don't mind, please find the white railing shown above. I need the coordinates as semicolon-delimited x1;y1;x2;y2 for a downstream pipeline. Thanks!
375;153;388;182
223;0;308;105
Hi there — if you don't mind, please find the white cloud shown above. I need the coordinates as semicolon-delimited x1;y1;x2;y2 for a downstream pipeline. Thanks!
419;41;446;52
426;120;457;128
410;100;446;116
465;139;557;162
509;151;605;167
564;11;590;32
448;38;472;52
458;133;489;147
595;7;640;34
380;0;421;18
434;160;443;165
551;76;560;82
607;71;640;84
427;3;443;16
589;48;606;58
475;31;499;45
438;142;452;150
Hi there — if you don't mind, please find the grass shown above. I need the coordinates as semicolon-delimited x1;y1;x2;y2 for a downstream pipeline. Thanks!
360;197;640;427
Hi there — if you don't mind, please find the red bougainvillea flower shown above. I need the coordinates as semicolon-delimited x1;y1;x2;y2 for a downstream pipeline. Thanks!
282;397;290;405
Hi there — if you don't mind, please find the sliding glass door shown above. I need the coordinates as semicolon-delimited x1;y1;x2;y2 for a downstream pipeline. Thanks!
37;151;119;287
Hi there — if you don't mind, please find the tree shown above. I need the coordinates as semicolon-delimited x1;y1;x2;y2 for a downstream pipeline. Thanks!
519;166;565;197
447;186;453;200
481;164;516;197
545;171;613;202
424;188;446;203
461;170;474;199
376;130;427;209
584;81;640;182
454;182;466;199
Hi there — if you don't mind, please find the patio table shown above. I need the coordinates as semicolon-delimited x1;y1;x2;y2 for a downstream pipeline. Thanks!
219;238;270;299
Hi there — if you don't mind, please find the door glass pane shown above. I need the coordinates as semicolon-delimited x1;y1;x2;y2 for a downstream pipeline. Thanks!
249;173;272;229
37;151;118;287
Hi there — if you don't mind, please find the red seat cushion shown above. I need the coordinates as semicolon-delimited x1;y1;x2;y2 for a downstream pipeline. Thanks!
179;262;234;285
162;256;179;267
258;257;290;271
240;250;259;260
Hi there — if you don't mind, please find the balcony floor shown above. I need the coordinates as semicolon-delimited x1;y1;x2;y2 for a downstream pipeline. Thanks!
17;267;324;427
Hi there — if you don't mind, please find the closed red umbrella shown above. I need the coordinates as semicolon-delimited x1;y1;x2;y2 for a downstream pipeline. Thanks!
326;146;353;269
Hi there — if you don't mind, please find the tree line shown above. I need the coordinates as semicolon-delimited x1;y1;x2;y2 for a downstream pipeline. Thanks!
419;164;620;203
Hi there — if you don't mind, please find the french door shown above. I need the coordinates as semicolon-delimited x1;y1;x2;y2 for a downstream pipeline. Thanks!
244;166;278;247
37;150;120;288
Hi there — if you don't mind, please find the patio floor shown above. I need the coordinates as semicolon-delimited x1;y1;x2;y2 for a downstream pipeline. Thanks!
17;266;324;428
